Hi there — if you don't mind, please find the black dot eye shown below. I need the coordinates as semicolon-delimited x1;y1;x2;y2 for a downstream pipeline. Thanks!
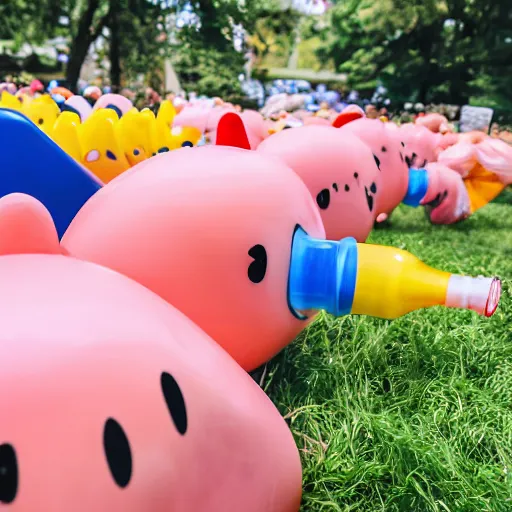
373;154;381;170
443;190;448;199
181;141;193;148
370;182;377;194
106;150;117;161
332;183;338;192
401;141;405;147
248;244;267;283
37;118;44;125
161;372;187;435
103;418;132;488
381;146;387;152
0;443;18;504
133;149;140;156
157;147;169;153
353;172;359;179
344;184;350;192
316;188;330;209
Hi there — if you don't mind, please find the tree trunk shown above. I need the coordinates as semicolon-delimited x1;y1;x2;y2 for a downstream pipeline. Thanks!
66;0;103;91
109;0;121;90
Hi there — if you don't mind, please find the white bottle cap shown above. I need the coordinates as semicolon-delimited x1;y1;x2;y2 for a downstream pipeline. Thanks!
445;275;501;317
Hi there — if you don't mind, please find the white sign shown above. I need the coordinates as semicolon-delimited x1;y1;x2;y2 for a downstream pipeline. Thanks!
459;105;494;133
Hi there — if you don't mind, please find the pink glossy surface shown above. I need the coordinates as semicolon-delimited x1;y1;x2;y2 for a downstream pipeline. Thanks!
64;95;93;121
421;162;471;224
0;252;302;511
240;110;268;143
415;113;449;133
399;124;442;168
258;126;381;242
93;93;134;115
338;118;410;217
62;146;325;371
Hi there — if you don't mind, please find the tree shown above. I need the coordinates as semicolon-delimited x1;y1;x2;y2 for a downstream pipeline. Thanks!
169;0;281;97
314;0;512;105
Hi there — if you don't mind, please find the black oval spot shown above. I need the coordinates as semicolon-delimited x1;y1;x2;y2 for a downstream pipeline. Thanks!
103;418;132;488
373;154;381;170
133;149;140;156
401;141;405;147
332;183;338;192
152;152;156;157
443;190;448;199
106;150;117;161
0;443;18;504
370;182;377;194
381;146;387;152
248;244;267;284
353;172;359;179
181;141;193;148
365;187;374;212
344;184;350;192
316;189;330;210
161;372;188;435
37;118;44;126
157;147;169;153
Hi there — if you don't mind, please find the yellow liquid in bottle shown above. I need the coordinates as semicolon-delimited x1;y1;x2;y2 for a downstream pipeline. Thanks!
351;244;451;319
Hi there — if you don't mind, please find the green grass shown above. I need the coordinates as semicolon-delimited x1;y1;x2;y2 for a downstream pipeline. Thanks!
265;189;512;512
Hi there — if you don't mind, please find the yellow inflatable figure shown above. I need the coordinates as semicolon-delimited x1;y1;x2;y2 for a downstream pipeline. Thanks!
168;125;203;150
79;109;130;183
156;100;176;127
155;100;202;150
115;110;150;166
50;112;82;162
140;108;171;156
0;92;22;111
22;95;60;133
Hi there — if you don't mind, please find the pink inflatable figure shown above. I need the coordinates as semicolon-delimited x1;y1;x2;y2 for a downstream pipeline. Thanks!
303;116;331;127
93;93;134;118
399;123;442;168
61;146;365;371
334;109;461;224
0;82;17;95
64;95;93;121
0;193;302;511
240;110;268;149
415;113;450;134
173;105;210;133
334;110;410;222
420;162;471;224
257;125;381;242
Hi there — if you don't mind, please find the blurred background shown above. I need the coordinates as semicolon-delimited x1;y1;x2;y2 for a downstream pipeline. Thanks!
1;0;511;132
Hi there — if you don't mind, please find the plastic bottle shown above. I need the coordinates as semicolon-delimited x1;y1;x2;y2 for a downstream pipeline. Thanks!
288;228;501;319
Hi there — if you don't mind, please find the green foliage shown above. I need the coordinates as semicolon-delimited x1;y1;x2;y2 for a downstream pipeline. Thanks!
314;0;512;104
266;190;512;510
172;45;244;97
170;0;285;96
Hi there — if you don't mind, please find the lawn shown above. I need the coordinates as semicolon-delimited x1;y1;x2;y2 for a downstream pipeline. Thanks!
264;189;512;511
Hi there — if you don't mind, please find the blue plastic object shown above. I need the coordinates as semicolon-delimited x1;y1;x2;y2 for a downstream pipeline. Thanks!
288;227;358;317
0;109;102;238
403;168;429;207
